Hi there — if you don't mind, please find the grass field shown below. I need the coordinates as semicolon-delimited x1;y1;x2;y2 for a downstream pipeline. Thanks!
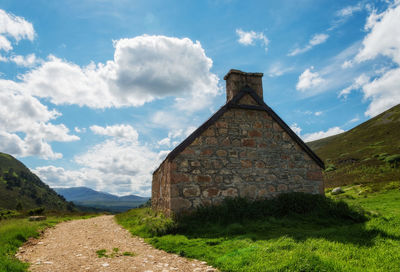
0;214;95;272
116;187;400;272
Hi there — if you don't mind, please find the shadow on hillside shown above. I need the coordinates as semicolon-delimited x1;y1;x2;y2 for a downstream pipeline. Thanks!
177;217;400;247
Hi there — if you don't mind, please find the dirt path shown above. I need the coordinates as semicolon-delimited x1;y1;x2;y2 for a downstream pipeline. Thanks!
16;215;217;272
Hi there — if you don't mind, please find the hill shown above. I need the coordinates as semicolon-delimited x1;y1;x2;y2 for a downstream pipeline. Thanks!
307;104;400;187
0;152;72;211
54;187;149;212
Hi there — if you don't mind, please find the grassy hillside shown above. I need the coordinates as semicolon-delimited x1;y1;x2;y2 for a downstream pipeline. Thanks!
307;104;400;188
0;152;72;211
116;187;400;271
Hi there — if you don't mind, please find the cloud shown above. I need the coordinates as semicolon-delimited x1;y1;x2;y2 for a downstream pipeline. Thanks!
329;2;365;30
19;35;219;110
362;67;400;117
0;9;35;52
349;116;360;123
355;3;400;64
350;3;400;117
74;127;86;133
296;67;325;91
0;80;78;159
267;63;294;77
288;33;329;56
336;3;363;18
90;124;138;142
338;74;370;98
10;53;42;67
290;123;302;136
34;126;169;196
236;29;269;51
314;111;322;116
0;35;12;51
303;127;345;142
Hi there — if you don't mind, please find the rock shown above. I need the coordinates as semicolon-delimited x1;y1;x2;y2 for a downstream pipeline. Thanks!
29;216;46;221
331;187;344;195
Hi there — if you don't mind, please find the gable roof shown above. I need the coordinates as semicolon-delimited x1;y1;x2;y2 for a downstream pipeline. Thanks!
154;87;325;173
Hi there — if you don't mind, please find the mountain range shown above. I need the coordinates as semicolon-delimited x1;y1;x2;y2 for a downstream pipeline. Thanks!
54;187;149;212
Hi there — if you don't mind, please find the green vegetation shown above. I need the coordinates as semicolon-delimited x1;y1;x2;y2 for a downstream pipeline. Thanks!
307;104;400;188
0;214;95;272
0;209;20;220
117;191;400;271
96;249;108;258
96;247;135;258
0;152;73;211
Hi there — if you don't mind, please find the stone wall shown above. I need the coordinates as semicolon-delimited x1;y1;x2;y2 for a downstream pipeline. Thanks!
153;106;324;215
151;160;172;215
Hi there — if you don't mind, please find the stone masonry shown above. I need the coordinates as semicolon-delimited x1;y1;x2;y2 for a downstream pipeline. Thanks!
152;69;324;216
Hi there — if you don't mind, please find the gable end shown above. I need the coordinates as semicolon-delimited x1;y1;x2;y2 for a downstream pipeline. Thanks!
153;87;324;174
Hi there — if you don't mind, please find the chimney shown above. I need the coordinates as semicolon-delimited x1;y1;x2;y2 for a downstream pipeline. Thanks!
224;69;264;102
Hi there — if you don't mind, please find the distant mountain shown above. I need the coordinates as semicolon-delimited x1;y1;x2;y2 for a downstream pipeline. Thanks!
54;187;149;213
0;152;72;211
307;104;400;187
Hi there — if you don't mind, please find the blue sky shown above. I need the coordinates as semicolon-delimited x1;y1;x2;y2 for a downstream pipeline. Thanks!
0;0;399;196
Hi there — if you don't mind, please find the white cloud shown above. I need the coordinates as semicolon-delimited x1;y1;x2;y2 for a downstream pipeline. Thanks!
349;3;400;117
74;127;86;133
19;35;219;110
362;67;400;117
338;74;370;98
290;123;302;136
288;33;329;56
0;9;35;53
355;4;400;64
0;35;12;51
267;63;294;77
296;67;325;91
10;53;42;67
336;3;363;18
303;127;345;142
90;124;138;142
314;111;322;116
0;9;35;42
0;79;78;159
341;60;353;69
34;127;169;196
236;29;269;51
349;116;360;123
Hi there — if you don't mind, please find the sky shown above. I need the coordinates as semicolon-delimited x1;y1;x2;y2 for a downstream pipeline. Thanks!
0;0;399;196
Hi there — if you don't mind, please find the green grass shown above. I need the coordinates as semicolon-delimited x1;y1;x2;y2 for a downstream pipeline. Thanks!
0;214;95;272
116;191;400;271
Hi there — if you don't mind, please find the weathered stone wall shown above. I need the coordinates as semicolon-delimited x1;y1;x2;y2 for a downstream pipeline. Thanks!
152;160;172;215
163;107;324;214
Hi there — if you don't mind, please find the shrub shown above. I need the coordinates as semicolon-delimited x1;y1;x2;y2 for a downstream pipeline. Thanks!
0;209;20;220
385;154;400;168
325;164;336;172
142;212;176;236
178;193;367;230
27;207;45;216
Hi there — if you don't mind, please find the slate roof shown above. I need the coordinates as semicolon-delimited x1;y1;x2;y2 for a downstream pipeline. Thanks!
154;86;325;173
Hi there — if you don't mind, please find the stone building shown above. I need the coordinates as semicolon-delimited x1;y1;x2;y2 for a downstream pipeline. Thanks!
152;69;324;215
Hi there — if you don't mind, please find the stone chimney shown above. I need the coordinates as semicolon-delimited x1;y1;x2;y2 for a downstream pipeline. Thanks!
224;69;264;102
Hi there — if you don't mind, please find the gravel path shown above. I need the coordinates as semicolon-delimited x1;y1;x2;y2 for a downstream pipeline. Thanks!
16;215;217;272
